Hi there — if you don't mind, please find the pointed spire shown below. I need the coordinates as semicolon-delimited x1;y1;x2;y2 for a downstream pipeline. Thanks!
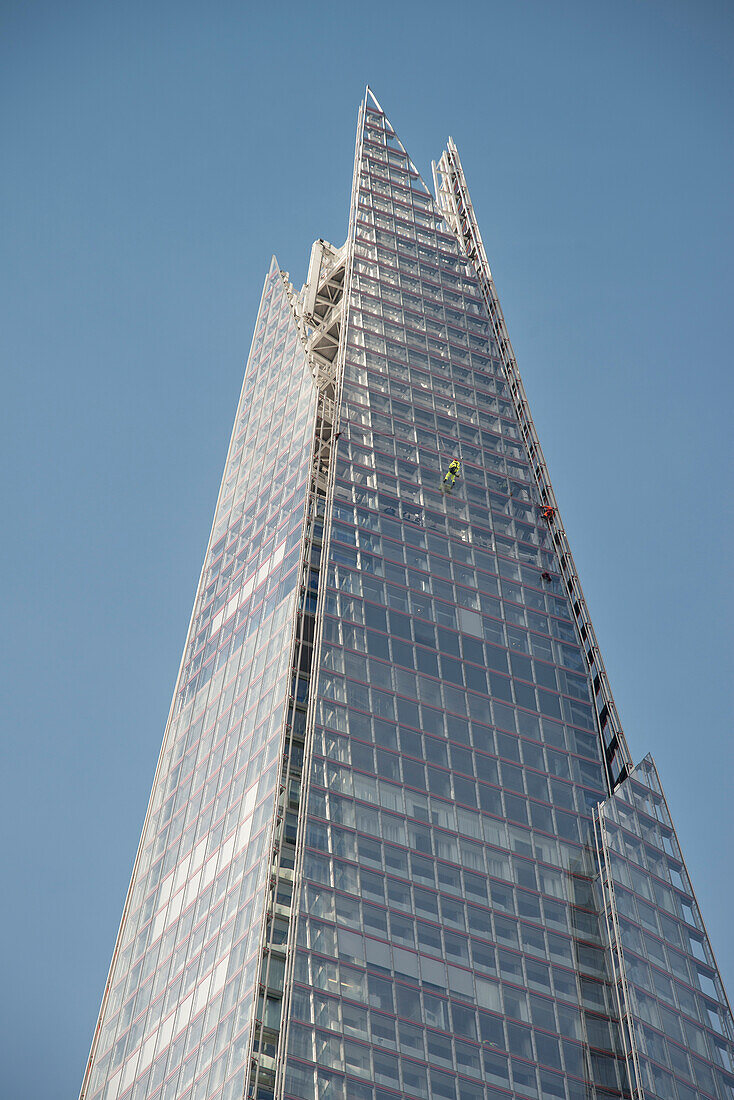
364;85;383;113
357;90;440;211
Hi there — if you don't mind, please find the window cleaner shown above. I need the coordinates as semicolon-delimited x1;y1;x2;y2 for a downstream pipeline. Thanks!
541;504;555;521
443;458;461;491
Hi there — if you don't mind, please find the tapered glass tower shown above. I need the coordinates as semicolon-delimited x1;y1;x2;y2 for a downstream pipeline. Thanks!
81;90;732;1100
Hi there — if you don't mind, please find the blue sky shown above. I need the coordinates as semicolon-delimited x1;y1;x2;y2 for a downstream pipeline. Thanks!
1;2;732;1096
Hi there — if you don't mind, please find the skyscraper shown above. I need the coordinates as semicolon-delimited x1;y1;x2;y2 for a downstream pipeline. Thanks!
81;89;732;1100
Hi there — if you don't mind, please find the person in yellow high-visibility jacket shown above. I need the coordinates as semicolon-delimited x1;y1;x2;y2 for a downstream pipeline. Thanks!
443;458;461;490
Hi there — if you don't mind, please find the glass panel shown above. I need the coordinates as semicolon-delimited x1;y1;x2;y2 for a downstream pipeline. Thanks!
596;755;734;1100
84;259;317;1100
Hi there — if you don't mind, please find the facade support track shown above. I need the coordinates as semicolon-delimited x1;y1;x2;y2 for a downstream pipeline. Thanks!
593;807;646;1100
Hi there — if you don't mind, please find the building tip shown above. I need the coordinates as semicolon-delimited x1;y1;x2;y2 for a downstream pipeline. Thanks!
365;86;384;113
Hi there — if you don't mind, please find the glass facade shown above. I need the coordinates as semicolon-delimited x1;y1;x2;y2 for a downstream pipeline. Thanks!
81;260;317;1100
82;91;732;1100
281;90;629;1100
595;757;734;1099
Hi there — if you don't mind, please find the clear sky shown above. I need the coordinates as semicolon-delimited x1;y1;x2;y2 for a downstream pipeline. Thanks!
1;2;732;1096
